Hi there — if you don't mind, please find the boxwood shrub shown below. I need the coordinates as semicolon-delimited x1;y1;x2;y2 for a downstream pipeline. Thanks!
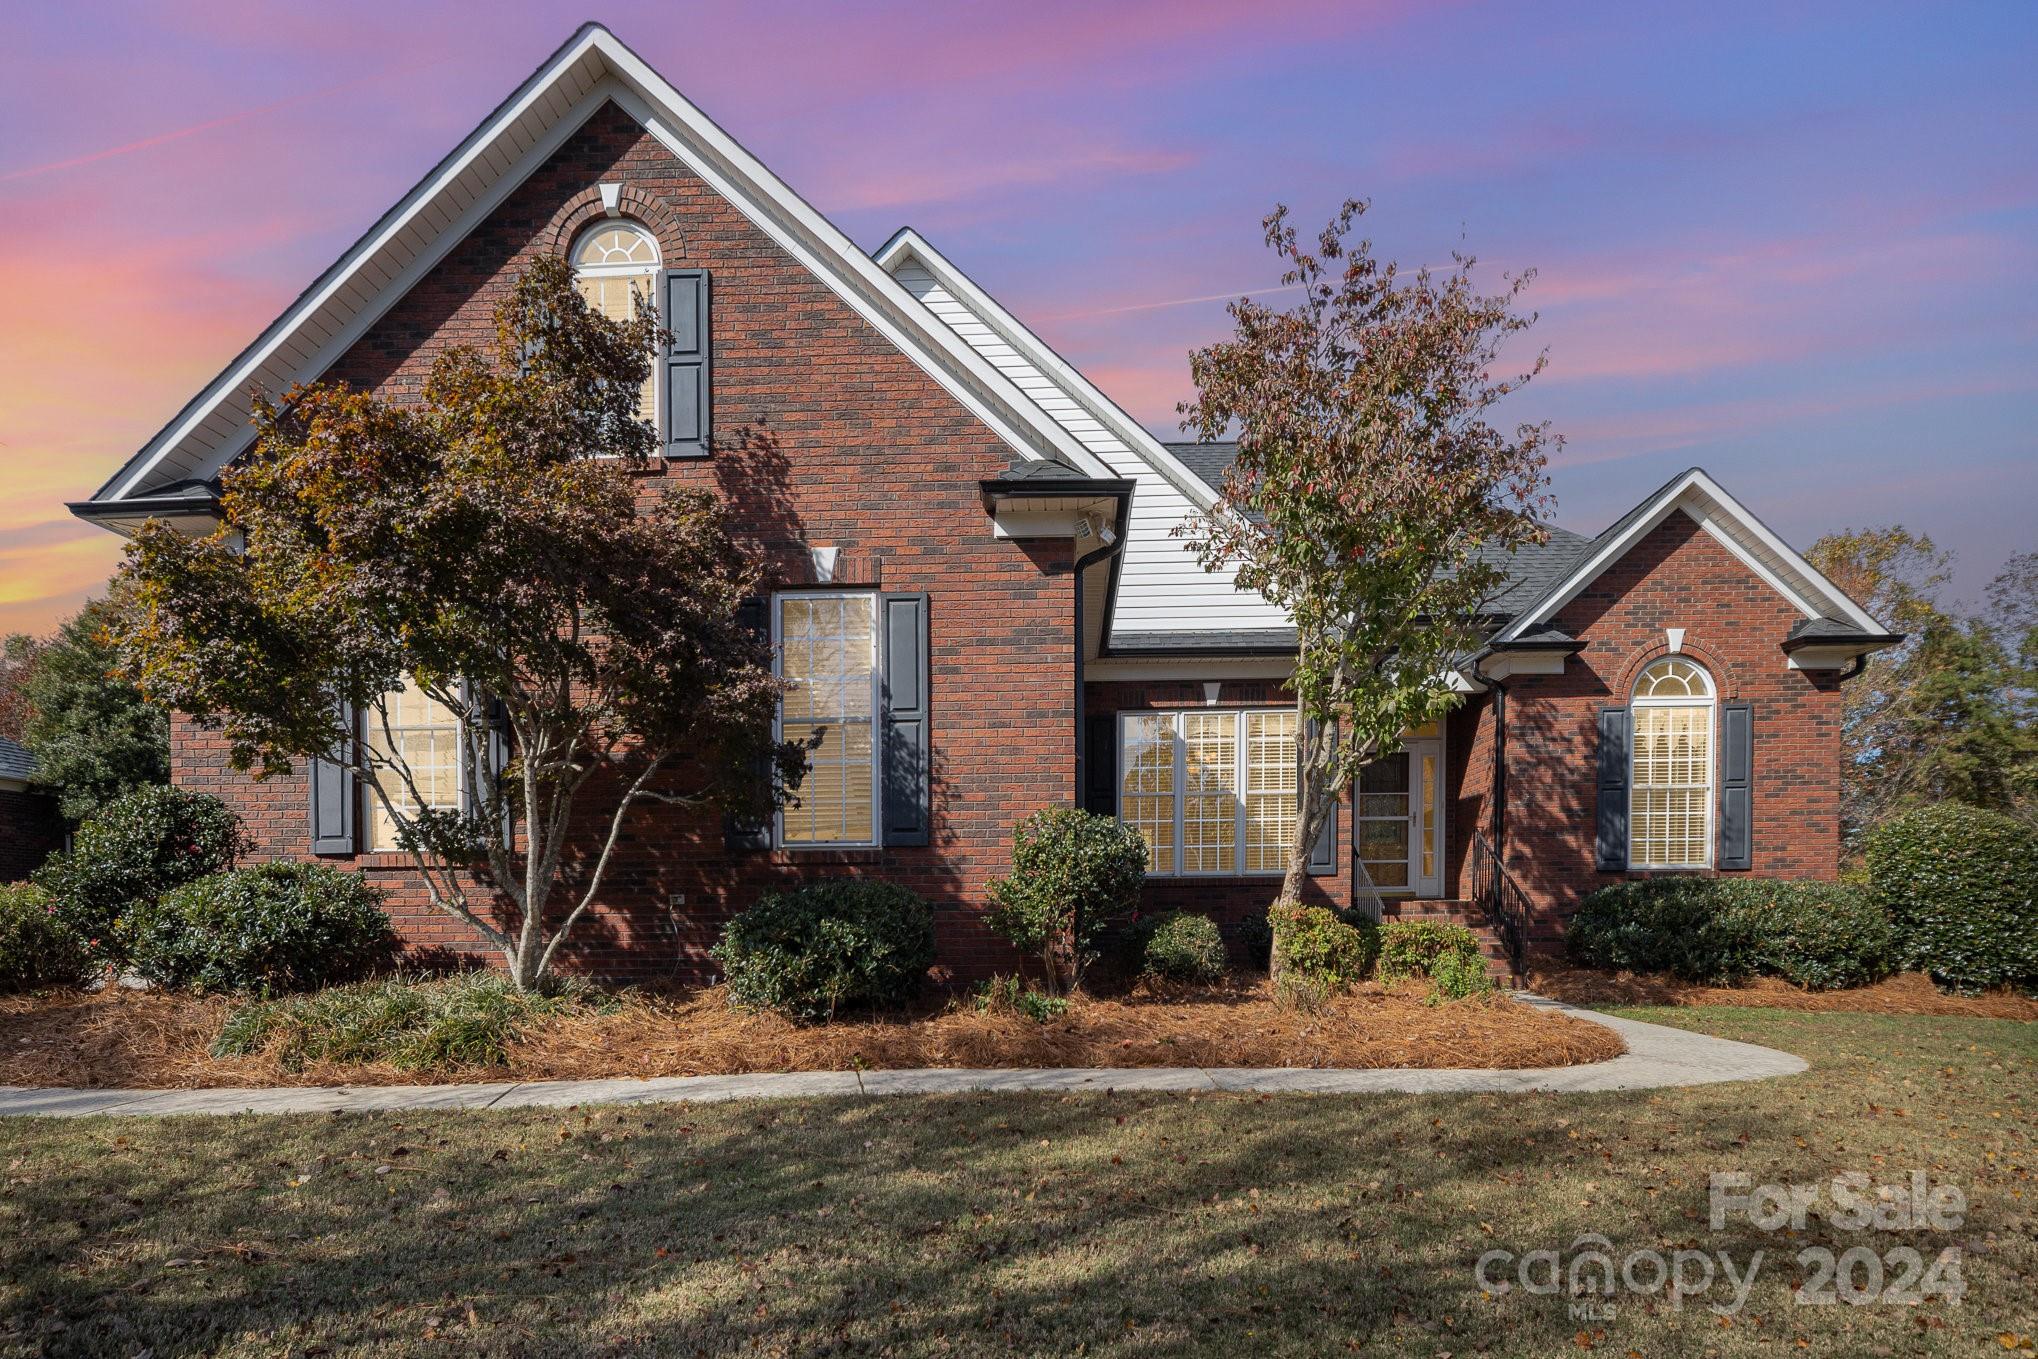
712;879;936;1022
129;862;397;996
0;882;95;992
1271;903;1379;986
33;786;250;963
1865;804;2038;993
1568;877;1896;990
1378;920;1485;985
1141;911;1228;983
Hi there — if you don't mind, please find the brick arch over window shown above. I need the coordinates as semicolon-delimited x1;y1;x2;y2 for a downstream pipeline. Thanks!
545;185;685;262
1609;636;1746;702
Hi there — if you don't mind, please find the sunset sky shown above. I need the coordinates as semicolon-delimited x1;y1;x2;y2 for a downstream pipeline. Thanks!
3;0;2034;635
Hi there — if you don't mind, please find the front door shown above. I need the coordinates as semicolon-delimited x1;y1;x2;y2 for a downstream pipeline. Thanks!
1355;727;1445;900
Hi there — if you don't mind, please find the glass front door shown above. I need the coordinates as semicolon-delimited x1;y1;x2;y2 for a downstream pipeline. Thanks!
1355;734;1444;898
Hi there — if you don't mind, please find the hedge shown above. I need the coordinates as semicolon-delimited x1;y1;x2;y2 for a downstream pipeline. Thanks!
1568;877;1896;990
1865;804;2038;993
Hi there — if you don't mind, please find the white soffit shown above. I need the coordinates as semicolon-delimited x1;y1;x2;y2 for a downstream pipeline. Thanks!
1495;469;1888;642
93;23;1110;505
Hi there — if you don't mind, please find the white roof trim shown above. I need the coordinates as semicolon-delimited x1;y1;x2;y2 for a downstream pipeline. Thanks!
90;24;1110;508
874;228;1221;512
1494;468;1887;642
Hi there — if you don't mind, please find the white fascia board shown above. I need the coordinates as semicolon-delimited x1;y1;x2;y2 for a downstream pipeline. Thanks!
592;41;1111;478
874;229;1219;509
106;33;612;501
98;25;1110;507
1495;469;1887;642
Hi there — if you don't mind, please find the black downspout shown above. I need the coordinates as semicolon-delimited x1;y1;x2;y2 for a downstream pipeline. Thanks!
1490;678;1509;872
1072;528;1127;807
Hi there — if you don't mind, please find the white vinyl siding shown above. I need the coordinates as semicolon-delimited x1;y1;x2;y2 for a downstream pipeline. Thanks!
890;262;1291;640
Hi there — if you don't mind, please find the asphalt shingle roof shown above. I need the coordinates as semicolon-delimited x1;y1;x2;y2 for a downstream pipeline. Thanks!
1161;440;1594;630
0;736;36;785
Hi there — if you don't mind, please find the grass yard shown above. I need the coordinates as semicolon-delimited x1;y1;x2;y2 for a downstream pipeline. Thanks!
1;1008;2031;1358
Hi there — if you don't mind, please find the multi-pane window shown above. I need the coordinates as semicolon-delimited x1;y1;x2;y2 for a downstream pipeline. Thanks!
1242;711;1297;873
1121;710;1299;877
778;592;879;846
363;682;464;852
571;222;659;420
1630;657;1714;868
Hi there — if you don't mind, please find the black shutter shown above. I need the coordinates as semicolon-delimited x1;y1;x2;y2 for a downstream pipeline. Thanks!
1595;706;1630;871
1718;701;1752;871
309;702;357;855
461;681;513;847
725;598;774;850
1304;717;1336;876
880;593;931;847
660;269;710;458
1083;714;1117;816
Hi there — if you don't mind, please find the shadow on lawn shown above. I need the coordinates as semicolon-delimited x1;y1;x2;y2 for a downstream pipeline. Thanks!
12;1067;2004;1358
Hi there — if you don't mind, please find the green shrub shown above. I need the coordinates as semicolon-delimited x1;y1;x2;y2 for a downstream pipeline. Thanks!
1232;911;1275;970
1378;920;1484;985
986;807;1146;993
0;882;95;992
1866;804;2038;993
1424;948;1495;1003
712;879;935;1022
1271;903;1379;986
1141;911;1227;983
32;786;250;963
971;973;1070;1022
213;974;606;1071
1568;878;1896;991
1271;970;1334;1013
129;863;396;995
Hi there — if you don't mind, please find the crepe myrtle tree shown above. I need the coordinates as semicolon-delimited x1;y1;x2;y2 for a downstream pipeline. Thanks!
1180;200;1555;930
113;256;806;990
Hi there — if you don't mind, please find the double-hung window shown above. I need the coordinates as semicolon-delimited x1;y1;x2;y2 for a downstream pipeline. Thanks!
1120;709;1298;877
1629;658;1715;869
361;681;464;852
571;221;660;422
776;592;880;847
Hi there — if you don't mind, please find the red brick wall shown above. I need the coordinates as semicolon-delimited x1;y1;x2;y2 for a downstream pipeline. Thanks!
0;787;65;881
171;100;1075;982
1499;511;1845;941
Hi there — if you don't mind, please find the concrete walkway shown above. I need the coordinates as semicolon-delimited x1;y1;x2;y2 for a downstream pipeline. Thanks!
0;995;1805;1118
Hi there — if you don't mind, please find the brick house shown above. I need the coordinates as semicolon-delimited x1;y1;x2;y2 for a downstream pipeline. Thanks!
69;25;1896;979
0;737;65;881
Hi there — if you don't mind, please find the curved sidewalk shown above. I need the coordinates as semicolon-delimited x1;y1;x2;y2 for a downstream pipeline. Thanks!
0;995;1805;1118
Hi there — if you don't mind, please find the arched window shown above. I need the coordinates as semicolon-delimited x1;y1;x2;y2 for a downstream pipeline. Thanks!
571;221;660;420
1630;657;1714;868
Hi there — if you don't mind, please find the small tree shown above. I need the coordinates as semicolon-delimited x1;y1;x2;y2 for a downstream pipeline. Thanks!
986;807;1147;995
19;597;170;822
1180;201;1554;937
114;256;805;990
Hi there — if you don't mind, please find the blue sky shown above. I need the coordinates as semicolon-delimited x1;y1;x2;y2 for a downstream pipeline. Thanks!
2;0;2033;630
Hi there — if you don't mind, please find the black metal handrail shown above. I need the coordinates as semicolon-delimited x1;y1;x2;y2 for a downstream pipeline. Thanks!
1467;830;1532;982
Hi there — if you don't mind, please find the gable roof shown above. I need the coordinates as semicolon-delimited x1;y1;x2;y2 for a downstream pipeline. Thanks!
1166;439;1594;626
77;24;1111;516
1492;467;1888;641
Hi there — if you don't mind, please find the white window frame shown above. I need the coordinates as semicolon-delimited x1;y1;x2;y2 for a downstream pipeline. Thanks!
360;680;467;853
773;589;882;850
1628;658;1717;870
569;219;661;434
1117;709;1292;880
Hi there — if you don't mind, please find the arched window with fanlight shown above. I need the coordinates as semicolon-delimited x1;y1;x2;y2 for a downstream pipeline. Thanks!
1629;657;1715;868
571;220;660;422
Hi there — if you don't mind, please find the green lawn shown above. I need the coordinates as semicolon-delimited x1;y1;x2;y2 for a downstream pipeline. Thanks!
2;1008;2031;1358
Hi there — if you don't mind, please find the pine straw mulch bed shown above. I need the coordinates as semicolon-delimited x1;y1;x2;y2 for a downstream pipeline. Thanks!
0;979;1623;1090
1529;965;2038;1020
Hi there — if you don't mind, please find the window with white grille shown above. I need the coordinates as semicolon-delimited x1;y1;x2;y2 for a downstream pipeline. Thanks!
1630;657;1715;868
571;222;660;421
363;682;464;852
